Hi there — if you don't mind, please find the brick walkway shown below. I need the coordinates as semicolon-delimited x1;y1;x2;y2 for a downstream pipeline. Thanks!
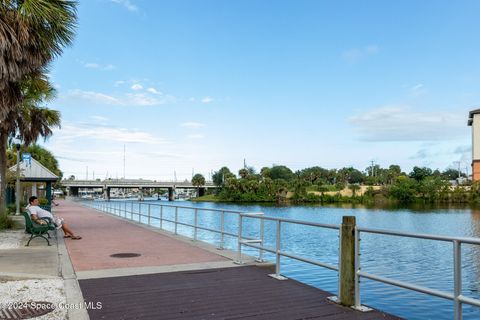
55;200;226;272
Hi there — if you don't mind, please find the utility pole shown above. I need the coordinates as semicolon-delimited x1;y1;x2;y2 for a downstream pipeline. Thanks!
244;158;246;170
15;144;20;215
370;160;375;177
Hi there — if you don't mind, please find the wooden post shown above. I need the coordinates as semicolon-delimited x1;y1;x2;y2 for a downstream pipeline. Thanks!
340;216;356;306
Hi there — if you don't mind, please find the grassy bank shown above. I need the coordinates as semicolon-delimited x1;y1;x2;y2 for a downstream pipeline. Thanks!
190;194;222;202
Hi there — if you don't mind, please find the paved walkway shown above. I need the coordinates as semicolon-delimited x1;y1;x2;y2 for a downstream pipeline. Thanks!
57;201;227;273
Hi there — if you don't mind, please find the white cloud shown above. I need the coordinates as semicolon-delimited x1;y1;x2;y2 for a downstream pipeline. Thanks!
84;62;116;71
349;106;467;141
125;93;162;106
147;87;161;95
68;89;121;105
55;122;167;144
90;115;109;122
181;122;205;129
111;0;138;12
85;63;99;69
131;84;143;90
201;96;213;103
341;45;380;63
65;89;176;106
187;134;205;139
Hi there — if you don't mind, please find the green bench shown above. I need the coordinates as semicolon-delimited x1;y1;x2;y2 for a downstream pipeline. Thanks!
22;212;56;246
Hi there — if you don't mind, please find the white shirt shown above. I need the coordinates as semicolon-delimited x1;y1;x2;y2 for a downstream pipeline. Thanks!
26;205;53;219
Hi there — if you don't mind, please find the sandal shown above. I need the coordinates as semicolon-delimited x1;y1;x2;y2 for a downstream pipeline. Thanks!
64;235;71;238
71;236;82;240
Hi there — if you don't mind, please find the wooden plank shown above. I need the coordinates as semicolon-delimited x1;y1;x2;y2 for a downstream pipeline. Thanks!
80;266;401;320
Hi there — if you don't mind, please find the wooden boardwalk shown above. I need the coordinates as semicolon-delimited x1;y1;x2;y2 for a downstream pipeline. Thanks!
80;266;400;320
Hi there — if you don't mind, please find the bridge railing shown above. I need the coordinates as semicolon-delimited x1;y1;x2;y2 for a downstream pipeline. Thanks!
83;200;480;320
61;180;215;187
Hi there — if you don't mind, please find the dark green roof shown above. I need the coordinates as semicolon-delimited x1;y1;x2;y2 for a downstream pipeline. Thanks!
468;108;480;126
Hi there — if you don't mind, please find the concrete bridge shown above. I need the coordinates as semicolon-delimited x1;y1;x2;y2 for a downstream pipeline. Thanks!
60;179;216;201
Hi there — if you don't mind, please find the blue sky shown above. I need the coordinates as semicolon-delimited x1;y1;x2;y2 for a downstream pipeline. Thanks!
43;0;479;181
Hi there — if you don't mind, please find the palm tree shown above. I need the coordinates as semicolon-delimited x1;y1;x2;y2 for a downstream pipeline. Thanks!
0;1;76;209
192;174;206;197
0;1;77;115
0;72;60;208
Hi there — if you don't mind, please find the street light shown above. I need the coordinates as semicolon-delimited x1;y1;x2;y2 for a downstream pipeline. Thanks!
15;144;21;215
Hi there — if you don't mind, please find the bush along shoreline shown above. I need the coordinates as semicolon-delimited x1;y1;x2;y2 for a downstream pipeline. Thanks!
193;164;476;205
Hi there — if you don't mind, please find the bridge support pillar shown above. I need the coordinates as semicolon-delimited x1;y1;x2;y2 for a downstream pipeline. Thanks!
139;188;144;201
104;187;110;201
168;187;175;201
71;187;79;197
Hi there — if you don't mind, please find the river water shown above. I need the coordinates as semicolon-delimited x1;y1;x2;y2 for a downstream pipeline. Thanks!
87;200;480;319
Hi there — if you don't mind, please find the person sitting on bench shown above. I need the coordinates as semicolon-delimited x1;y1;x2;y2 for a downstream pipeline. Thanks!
27;196;82;240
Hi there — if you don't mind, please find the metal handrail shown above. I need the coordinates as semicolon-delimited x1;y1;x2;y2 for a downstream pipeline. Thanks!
354;227;480;319
87;200;254;250
83;200;480;319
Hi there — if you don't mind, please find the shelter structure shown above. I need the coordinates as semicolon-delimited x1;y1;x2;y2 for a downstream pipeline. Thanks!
9;157;59;207
468;109;480;182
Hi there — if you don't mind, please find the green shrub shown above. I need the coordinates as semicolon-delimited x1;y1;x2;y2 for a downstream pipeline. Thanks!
7;203;16;214
0;211;15;230
38;198;49;205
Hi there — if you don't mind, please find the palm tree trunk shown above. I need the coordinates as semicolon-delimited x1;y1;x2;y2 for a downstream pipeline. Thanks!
0;132;7;210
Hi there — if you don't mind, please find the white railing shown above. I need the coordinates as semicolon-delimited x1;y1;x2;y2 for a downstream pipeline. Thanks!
83;200;480;319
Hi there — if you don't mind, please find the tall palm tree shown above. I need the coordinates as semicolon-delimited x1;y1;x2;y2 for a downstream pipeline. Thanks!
0;1;75;209
192;174;206;197
0;0;77;116
0;72;60;208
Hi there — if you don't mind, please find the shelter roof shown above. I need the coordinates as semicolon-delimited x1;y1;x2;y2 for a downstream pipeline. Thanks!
9;157;59;182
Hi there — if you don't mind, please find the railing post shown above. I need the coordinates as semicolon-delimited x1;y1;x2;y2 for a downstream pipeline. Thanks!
454;240;462;320
194;209;198;240
236;214;243;264
339;216;356;307
160;206;163;229
138;202;142;222
268;220;287;280
256;218;265;262
218;211;225;249
124;201;127;218
130;202;133;220
148;204;151;226
174;207;178;234
139;203;142;222
354;228;361;308
275;220;281;276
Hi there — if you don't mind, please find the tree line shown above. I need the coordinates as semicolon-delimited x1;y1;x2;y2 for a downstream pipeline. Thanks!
197;164;476;204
